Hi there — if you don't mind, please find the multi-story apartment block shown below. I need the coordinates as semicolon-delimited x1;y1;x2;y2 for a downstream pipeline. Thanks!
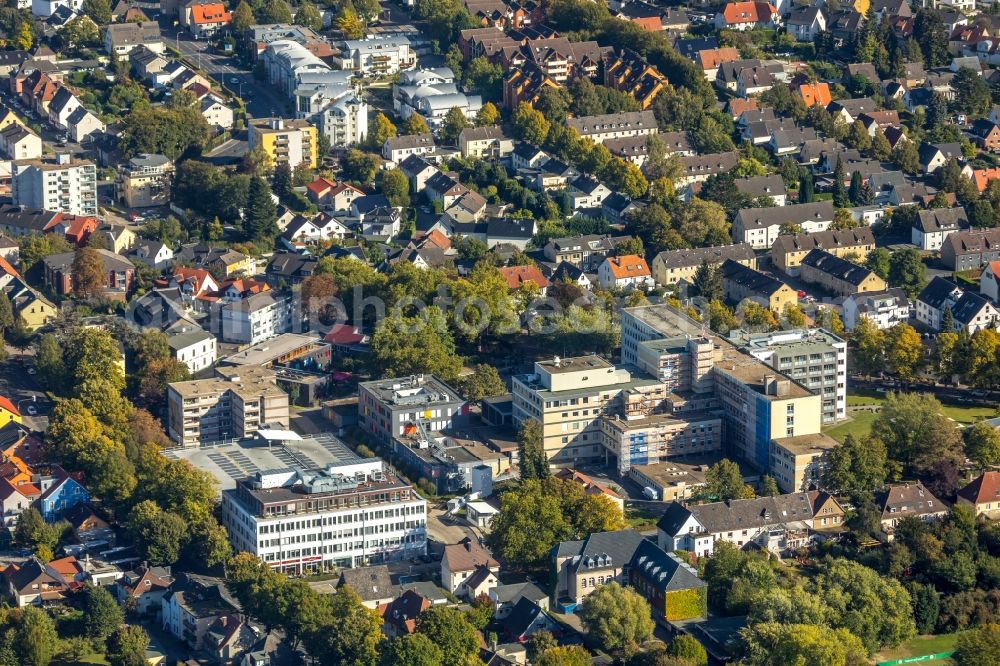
318;95;368;148
219;291;294;345
333;36;415;76
730;328;847;424
167;326;217;373
221;459;427;574
771;227;876;276
12;154;97;216
651;243;756;286
248;118;318;170
118;153;173;208
512;356;668;466
842;289;911;331
166;366;289;446
798;249;887;297
358;374;467;446
566;111;657;145
542;234;632;271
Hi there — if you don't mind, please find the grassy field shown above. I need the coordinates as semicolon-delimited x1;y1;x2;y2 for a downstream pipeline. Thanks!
825;390;996;443
874;633;958;665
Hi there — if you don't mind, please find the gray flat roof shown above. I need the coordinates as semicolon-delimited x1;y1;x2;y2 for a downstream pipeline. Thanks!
164;432;363;491
220;333;326;366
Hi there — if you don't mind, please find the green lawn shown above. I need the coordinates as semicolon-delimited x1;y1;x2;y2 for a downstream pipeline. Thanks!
824;411;878;443
875;633;958;665
829;390;997;442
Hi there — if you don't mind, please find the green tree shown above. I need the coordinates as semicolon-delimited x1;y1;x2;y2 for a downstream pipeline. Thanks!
871;392;964;488
342;149;380;184
832;156;849;208
910;583;941;635
865;247;891;279
126;500;187;566
462;364;505;402
71;247;106;299
667;635;708;666
84;584;124;640
16;607;58;666
512;102;550;145
231;0;254;34
381;634;443;666
81;0;111;24
574;494;626;536
706;459;754;501
517;419;548;480
692;260;722;301
739;622;868;666
707;299;738;333
415;607;478;665
600;157;648;199
915;9;949;67
578;582;654;658
119;106;211;160
370;308;462;381
488;480;569;567
526;632;557;664
245;176;278;245
536;646;591;666
105;625;149;666
337;8;366;39
441;107;470;144
379;168;410;208
822;433;888;504
852;315;886;378
888;248;926;297
892;140;921;175
872;128;892;160
295;1;323;30
260;0;293;22
953;623;1000;666
965;421;1000;470
759;475;780;497
304;588;382;666
62;15;99;47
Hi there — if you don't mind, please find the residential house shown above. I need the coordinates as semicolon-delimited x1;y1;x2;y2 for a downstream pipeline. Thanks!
771;227;876;275
651;243;756;286
42;249;135;299
916;276;999;332
721;259;797;313
167;326;217;373
5;557;76;607
918;142;964;174
827;97;878;125
770;432;840;492
128;239;174;270
734;174;787;205
566;110;657;145
248;117;318;170
441;538;499;598
199;94;234;130
383;133;435;163
786;6;826;41
338;565;395;609
602;49;667;110
798;249;887;297
398;155;438;193
732;201;835;249
490;582;549;620
656;492;845;557
942;227;1000;272
36;467;89;521
0;125;40;161
115;565;174;617
382;589;431;638
499;265;549;294
458;126;514;159
714;1;778;30
912;207;968;251
602;193;643;225
628;539;706;621
11;156;97;216
972;119;1000;152
796;82;832;108
957;471;1000;519
504;597;558;643
676;152;739;187
180;0;231;39
105;21;163;56
877;482;948;541
842;288;911;330
66;107;103;143
598;254;653;291
119;153;173;208
161;573;238;650
219;291;294;345
543;234;631;271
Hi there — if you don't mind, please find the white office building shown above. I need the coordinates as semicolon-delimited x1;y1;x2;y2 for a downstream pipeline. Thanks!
221;459;428;574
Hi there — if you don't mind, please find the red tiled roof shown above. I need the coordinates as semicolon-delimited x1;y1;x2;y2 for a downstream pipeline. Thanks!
958;471;1000;505
307;177;337;197
797;82;832;108
499;265;549;290
324;324;367;345
698;47;740;71
721;1;776;24
0;396;19;418
604;254;651;279
190;2;231;24
972;167;1000;192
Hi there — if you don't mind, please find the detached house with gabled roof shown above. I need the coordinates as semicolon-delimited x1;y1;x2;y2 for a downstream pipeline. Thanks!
714;1;778;30
552;529;646;605
441;537;499;598
877;482;948;541
957;471;1000;519
799;249;886;297
786;6;826;41
912;206;968;251
598;254;653;291
628;539;707;621
916;276;999;333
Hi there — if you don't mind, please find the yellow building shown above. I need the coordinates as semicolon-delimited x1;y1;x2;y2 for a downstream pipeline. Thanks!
0;396;21;426
721;259;798;314
119;154;174;208
770;432;839;493
0;107;25;133
772;228;876;276
248;118;318;170
4;278;56;331
799;249;887;297
652;244;756;286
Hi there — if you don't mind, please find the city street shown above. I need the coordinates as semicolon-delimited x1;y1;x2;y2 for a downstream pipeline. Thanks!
0;350;49;432
167;29;291;120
